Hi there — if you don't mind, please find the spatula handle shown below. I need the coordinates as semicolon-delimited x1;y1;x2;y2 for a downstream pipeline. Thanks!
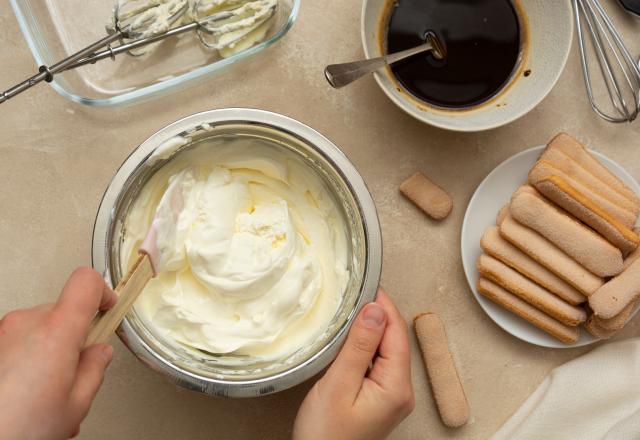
84;253;154;348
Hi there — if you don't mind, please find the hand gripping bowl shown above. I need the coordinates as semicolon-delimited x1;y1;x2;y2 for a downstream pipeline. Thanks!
92;108;382;397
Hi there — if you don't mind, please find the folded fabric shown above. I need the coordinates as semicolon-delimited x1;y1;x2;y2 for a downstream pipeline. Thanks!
492;338;640;440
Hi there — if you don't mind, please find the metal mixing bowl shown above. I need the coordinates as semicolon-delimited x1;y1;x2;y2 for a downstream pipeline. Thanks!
92;108;382;397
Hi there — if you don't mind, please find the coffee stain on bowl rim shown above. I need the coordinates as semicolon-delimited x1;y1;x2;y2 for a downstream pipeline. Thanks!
376;0;530;114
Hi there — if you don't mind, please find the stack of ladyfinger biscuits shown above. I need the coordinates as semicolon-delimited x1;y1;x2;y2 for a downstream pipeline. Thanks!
477;133;640;344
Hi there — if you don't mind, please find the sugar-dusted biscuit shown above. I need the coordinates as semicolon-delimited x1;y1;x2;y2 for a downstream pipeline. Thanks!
624;227;640;270
400;172;453;220
481;226;586;305
593;298;638;331
587;297;639;339
529;160;637;229
414;313;469;428
477;254;587;326
544;133;640;213
510;191;624;277
477;278;579;344
626;248;640;270
589;256;640;319
539;148;640;218
585;313;619;340
512;184;541;198
496;203;510;226
500;215;604;296
533;176;639;256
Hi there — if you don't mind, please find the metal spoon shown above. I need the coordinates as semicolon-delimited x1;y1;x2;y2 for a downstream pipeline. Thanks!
324;32;447;89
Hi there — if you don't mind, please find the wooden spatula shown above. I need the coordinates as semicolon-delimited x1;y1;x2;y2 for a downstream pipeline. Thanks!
84;252;155;347
83;170;189;348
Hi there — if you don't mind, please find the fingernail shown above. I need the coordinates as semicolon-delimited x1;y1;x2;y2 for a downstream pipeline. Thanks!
101;345;114;364
362;303;386;328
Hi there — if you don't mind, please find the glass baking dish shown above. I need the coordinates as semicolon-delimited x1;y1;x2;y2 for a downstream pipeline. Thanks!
10;0;299;106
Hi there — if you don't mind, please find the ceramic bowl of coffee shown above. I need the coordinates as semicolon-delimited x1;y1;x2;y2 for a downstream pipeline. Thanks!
362;0;574;132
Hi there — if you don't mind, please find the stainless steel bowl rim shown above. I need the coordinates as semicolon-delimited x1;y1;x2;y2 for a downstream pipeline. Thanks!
92;108;382;397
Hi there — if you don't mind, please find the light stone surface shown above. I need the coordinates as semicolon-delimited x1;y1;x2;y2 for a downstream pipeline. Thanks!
1;1;639;439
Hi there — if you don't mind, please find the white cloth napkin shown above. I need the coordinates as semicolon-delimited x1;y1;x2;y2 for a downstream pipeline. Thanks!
492;338;640;440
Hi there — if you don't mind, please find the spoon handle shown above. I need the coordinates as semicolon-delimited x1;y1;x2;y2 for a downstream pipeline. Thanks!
325;42;434;89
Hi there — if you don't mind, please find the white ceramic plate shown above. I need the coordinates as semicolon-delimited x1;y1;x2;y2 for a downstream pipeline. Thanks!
461;146;640;348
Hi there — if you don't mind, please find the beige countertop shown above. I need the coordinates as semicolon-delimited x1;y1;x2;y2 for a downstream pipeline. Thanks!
1;1;639;439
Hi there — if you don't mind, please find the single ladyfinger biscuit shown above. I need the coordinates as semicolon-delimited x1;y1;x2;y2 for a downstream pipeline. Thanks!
534;176;639;256
589;256;640;319
539;148;640;218
414;313;469;428
585;314;619;340
496;203;510;226
624;249;640;270
478;278;579;344
529;160;637;229
497;186;539;228
510;191;624;277
513;184;541;198
481;227;586;305
477;254;587;326
624;227;640;270
545;133;640;211
593;298;638;331
400;172;453;220
500;215;604;296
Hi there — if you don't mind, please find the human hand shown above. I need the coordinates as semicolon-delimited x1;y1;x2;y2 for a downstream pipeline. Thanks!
0;267;117;440
293;288;414;440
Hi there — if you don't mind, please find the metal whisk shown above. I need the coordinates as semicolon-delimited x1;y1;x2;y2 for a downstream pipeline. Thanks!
573;0;640;123
0;0;277;105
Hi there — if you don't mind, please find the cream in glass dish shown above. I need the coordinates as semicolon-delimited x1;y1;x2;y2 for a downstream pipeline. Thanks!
92;108;382;396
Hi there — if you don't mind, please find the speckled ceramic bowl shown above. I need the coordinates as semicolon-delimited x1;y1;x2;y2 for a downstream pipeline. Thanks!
361;0;574;131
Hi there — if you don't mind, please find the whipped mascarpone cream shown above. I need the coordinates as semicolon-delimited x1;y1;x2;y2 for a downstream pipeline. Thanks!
110;0;277;58
121;138;349;361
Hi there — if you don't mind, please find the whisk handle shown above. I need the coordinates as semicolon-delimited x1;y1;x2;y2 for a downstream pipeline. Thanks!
67;22;200;70
0;32;122;105
0;68;51;104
